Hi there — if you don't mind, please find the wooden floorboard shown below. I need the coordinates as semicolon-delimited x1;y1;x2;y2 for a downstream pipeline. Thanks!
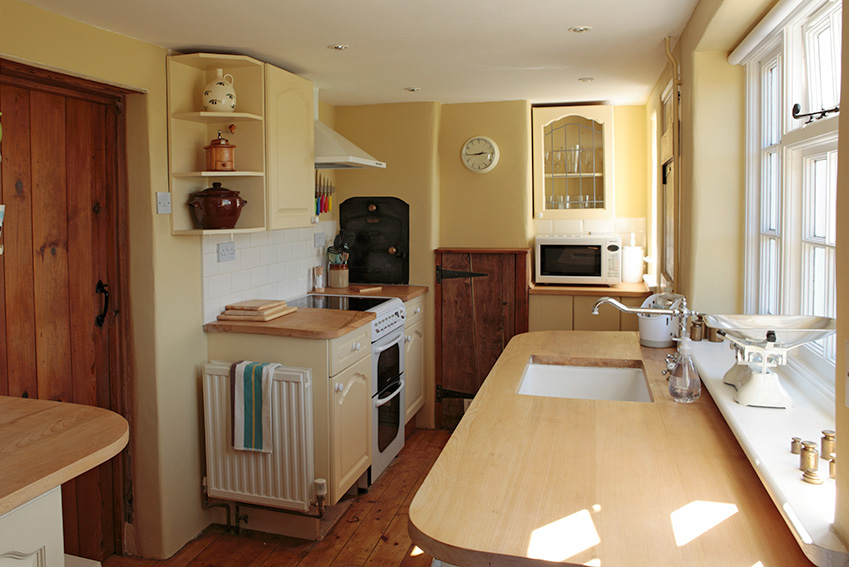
104;429;451;567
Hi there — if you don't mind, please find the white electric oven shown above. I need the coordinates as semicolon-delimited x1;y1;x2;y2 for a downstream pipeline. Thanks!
371;327;405;481
289;294;407;483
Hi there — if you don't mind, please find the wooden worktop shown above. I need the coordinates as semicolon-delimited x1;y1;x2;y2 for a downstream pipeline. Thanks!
311;284;428;302
408;331;813;566
0;396;129;516
204;307;376;339
529;281;651;298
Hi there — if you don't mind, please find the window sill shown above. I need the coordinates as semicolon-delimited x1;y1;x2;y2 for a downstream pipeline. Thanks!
690;341;848;567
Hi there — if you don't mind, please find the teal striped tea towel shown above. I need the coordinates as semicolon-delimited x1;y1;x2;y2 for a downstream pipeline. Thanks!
231;361;280;453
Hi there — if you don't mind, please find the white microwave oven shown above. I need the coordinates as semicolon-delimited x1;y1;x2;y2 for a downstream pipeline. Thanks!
535;234;622;285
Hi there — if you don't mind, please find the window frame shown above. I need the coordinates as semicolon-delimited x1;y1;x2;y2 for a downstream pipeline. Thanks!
742;0;840;402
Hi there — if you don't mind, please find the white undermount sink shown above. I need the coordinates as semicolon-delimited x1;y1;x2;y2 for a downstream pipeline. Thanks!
517;356;653;403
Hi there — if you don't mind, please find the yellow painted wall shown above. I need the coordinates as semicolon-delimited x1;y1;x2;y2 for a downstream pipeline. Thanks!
613;106;649;218
439;100;533;248
0;0;210;558
685;51;746;313
334;102;441;427
670;0;763;313
832;4;849;543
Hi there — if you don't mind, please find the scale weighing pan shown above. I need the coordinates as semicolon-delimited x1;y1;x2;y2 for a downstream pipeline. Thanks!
703;314;835;409
704;314;835;348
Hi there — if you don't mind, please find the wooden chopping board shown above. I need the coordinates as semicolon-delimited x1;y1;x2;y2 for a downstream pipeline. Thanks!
217;305;297;322
225;299;287;311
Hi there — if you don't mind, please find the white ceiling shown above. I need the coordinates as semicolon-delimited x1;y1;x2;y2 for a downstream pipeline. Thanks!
22;0;699;106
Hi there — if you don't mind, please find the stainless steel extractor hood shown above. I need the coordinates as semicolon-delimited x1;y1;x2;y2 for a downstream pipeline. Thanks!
314;120;386;169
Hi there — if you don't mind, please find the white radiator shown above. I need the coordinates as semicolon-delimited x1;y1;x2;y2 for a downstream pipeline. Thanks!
202;361;314;512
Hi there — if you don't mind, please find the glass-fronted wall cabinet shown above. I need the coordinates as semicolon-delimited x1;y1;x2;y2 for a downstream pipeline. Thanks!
532;105;614;220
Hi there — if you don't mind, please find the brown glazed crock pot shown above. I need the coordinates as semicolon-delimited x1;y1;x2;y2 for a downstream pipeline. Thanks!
188;182;247;229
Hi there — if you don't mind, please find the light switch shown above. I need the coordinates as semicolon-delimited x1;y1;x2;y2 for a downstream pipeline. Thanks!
156;192;172;214
313;232;325;248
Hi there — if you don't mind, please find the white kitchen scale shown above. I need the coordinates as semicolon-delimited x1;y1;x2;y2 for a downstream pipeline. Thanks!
704;315;835;409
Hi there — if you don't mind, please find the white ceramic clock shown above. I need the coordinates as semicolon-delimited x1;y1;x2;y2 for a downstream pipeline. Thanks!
461;136;500;173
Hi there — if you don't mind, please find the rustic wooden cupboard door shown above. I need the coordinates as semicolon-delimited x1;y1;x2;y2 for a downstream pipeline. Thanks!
0;61;130;562
435;249;529;429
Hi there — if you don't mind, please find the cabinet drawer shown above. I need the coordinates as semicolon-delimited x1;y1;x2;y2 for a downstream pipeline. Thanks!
329;326;371;375
405;295;426;328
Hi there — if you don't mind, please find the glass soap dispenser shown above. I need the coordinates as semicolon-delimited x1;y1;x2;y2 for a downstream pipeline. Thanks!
669;335;701;403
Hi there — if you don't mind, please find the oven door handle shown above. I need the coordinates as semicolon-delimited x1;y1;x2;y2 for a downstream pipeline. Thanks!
373;330;405;354
374;379;405;408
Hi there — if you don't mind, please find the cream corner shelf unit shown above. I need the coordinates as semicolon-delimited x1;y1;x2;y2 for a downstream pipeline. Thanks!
167;53;268;234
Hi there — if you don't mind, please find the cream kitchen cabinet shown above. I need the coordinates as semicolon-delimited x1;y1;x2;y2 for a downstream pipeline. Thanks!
532;105;615;220
330;355;371;498
0;488;63;567
166;53;317;234
529;287;648;332
404;295;426;423
264;64;317;230
206;327;371;506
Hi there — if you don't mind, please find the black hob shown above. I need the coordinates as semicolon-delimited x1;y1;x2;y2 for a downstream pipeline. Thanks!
287;295;387;311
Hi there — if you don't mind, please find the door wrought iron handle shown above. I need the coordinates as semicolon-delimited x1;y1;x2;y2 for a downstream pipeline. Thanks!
96;280;109;327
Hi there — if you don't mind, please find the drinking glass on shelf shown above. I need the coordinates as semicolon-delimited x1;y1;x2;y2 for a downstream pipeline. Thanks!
582;147;595;173
553;149;564;174
567;145;580;174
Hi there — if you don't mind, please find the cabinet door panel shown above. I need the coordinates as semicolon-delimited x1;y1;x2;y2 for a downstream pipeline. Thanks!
265;64;314;230
330;355;371;501
0;488;63;567
404;319;425;423
436;250;528;429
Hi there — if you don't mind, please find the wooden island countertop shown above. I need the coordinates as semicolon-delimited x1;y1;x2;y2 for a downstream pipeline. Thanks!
408;331;813;567
0;396;129;516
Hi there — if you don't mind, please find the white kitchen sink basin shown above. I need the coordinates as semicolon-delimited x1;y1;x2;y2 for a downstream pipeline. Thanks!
517;356;653;403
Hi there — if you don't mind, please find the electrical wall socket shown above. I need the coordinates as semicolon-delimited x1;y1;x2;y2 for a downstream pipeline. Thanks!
155;192;171;214
313;232;325;248
217;241;236;263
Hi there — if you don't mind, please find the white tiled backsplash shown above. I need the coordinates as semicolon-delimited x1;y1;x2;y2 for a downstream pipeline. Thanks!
534;217;647;247
201;221;337;323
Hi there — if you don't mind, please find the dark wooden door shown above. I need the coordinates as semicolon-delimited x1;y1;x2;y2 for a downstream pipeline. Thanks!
435;248;529;429
0;60;130;561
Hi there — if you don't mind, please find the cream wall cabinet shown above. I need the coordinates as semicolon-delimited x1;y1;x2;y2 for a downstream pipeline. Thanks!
0;488;63;567
167;53;317;234
532;105;615;220
206;329;371;505
265;64;317;230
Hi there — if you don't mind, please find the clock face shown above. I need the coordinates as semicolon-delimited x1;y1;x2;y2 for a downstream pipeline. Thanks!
462;136;500;173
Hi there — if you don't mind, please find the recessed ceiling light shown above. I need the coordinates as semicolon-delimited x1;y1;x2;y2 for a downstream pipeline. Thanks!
405;87;421;92
568;26;592;33
327;44;349;51
578;77;595;83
